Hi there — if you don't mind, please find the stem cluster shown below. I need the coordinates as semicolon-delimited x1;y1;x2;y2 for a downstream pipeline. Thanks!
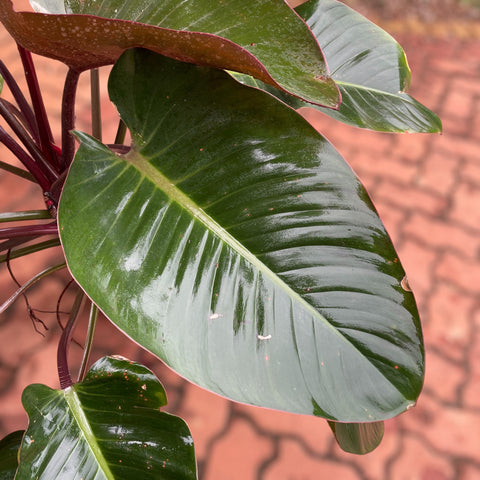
0;44;109;388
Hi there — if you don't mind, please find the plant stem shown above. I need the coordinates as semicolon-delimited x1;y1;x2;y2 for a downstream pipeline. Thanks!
0;210;51;223
0;99;58;183
0;160;36;182
0;238;61;263
0;125;51;190
114;119;127;145
90;68;102;141
58;288;84;389
107;144;131;154
77;301;98;382
0;222;58;239
0;98;32;135
0;262;66;314
60;68;81;170
17;45;59;170
0;59;38;140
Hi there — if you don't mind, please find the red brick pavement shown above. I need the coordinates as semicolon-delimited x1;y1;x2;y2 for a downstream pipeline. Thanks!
1;9;480;480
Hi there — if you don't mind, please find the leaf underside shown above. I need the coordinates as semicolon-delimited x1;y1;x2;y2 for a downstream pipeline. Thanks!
16;356;196;480
0;0;340;107
58;49;424;423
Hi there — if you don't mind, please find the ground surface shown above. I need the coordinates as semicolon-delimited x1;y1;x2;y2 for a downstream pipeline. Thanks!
343;0;480;22
1;2;480;480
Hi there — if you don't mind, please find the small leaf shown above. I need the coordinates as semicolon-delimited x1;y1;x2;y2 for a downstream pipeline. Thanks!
16;356;196;479
0;0;340;107
328;420;384;454
59;49;424;422
0;431;23;480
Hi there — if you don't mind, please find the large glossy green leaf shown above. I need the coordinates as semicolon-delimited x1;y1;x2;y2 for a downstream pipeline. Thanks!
58;48;424;423
0;0;339;108
234;0;441;133
0;431;23;479
16;356;196;479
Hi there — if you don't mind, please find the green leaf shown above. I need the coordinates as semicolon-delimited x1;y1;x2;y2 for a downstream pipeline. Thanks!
58;48;424;422
294;0;441;132
297;0;442;131
0;0;340;108
16;356;196;479
328;420;384;454
0;431;23;479
298;0;411;92
234;0;441;133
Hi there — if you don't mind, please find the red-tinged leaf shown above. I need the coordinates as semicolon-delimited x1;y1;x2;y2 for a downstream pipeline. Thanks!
0;0;340;107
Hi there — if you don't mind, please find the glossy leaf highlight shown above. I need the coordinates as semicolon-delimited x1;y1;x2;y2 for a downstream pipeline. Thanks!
59;49;424;423
0;0;340;107
16;356;196;479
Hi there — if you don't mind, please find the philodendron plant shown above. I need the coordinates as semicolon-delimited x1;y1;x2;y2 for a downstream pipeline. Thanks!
0;0;441;477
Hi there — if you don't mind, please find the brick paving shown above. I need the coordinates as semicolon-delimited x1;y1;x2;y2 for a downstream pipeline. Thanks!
1;8;480;480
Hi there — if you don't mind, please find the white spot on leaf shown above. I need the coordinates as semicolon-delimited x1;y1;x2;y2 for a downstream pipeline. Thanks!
257;334;272;340
180;435;194;446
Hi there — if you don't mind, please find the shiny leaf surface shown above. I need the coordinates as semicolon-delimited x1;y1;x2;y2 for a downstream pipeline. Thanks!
0;430;23;479
328;420;385;454
295;0;441;131
59;49;424;422
16;356;196;479
233;0;441;133
0;0;340;108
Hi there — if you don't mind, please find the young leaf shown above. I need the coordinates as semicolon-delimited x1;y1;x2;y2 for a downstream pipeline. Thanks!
16;356;197;479
328;420;384;454
0;430;23;479
58;48;424;423
0;0;340;107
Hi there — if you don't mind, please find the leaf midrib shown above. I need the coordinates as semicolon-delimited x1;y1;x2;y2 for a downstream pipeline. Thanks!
124;150;412;398
336;80;409;97
64;387;114;479
125;148;327;326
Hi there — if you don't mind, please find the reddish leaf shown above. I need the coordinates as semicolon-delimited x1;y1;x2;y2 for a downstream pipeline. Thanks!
0;0;340;107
